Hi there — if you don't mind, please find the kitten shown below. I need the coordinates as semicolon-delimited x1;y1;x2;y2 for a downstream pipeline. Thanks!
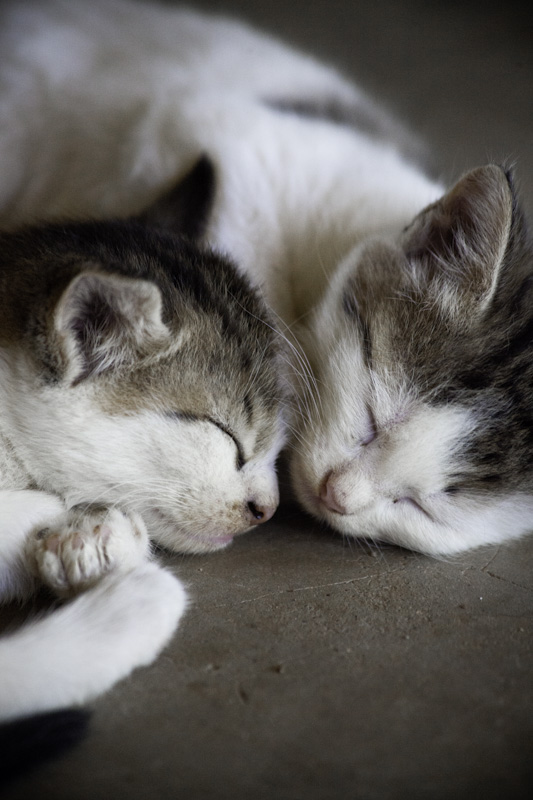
0;173;286;720
1;0;532;555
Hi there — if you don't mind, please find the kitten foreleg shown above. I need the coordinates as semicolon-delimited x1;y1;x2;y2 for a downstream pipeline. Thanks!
0;561;187;722
26;505;151;598
0;490;64;602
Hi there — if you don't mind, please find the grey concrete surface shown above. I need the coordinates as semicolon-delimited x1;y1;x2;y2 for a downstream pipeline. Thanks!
2;1;532;798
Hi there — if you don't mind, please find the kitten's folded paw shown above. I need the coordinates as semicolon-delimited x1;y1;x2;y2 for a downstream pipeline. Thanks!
27;505;150;597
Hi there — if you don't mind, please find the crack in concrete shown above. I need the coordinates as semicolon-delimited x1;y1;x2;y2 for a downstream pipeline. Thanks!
482;571;533;594
237;567;405;604
480;549;501;573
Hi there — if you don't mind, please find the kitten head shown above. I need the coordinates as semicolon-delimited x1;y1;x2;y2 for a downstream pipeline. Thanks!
291;165;533;554
0;214;287;554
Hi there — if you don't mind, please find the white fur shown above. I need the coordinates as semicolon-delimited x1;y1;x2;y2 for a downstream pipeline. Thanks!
0;321;281;720
0;490;64;601
0;487;186;721
0;561;186;722
0;0;530;581
0;326;282;556
28;506;151;597
1;3;289;715
0;254;282;721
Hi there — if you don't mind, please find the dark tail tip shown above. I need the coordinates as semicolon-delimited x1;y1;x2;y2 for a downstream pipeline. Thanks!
0;708;91;787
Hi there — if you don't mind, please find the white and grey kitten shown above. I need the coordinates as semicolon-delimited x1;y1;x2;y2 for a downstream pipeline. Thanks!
1;0;532;555
0;175;286;721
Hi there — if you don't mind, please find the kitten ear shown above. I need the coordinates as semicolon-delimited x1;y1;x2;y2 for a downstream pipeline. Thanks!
402;164;515;312
54;271;170;384
136;155;216;241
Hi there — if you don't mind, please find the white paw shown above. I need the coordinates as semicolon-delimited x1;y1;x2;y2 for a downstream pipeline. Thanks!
27;505;150;597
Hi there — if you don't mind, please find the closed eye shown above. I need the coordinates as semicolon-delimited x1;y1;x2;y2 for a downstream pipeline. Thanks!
210;419;246;470
166;411;246;470
393;496;434;521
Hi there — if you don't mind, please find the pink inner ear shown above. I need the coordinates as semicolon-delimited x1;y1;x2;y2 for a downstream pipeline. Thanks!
402;165;513;308
56;270;169;385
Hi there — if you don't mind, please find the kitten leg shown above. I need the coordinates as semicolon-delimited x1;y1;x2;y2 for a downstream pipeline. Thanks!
0;562;187;722
0;490;65;603
27;505;150;598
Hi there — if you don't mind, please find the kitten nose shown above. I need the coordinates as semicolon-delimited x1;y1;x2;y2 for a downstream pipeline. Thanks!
247;500;277;525
319;470;348;515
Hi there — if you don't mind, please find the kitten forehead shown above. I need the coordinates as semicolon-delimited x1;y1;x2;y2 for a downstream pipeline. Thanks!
92;348;282;459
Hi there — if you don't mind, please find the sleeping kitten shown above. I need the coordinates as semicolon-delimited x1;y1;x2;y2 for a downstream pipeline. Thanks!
0;176;286;720
1;0;532;555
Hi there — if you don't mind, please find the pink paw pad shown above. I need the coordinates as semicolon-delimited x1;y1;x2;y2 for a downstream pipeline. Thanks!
43;533;61;554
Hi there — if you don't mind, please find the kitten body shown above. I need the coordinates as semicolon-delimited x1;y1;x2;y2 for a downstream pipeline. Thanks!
0;201;285;720
1;0;532;555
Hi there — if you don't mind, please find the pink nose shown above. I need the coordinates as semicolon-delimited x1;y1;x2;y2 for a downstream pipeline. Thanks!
247;501;277;525
319;471;348;515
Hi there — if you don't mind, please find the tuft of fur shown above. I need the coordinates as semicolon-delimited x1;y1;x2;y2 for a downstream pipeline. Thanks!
1;0;532;554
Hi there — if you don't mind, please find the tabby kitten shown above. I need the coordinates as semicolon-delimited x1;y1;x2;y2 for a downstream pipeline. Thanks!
0;175;286;720
1;0;532;554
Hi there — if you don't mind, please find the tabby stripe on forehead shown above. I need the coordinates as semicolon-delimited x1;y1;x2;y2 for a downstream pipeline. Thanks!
167;411;245;469
342;291;372;366
243;392;254;423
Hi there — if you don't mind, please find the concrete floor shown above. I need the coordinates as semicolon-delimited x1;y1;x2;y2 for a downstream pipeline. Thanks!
2;1;532;798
